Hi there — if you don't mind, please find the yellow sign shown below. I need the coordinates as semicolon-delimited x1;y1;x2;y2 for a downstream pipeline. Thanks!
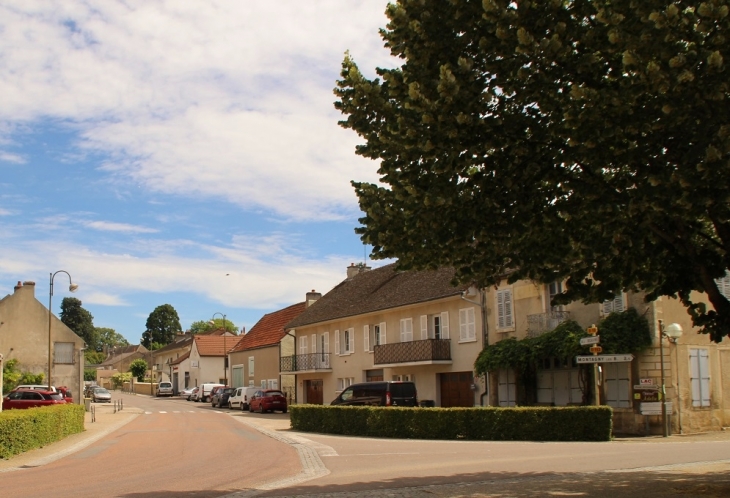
587;324;598;336
590;345;603;354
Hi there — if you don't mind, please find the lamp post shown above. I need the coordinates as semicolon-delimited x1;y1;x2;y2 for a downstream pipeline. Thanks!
658;320;683;437
49;271;79;391
209;313;228;385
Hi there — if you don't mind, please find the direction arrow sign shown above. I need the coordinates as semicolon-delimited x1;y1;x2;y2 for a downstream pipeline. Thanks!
580;336;600;346
575;354;634;363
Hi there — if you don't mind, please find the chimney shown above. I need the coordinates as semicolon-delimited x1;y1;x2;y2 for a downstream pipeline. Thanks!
306;290;321;308
14;281;22;291
346;262;371;279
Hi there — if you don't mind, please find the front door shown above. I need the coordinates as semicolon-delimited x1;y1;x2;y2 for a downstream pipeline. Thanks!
172;372;179;395
305;379;323;405
440;372;474;407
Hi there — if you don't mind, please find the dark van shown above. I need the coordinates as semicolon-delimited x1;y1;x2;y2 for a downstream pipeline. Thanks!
330;381;418;407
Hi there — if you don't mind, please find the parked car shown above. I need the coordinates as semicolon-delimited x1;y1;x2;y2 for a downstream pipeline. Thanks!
198;383;224;403
91;387;112;403
15;384;57;392
248;389;287;413
211;387;235;408
189;387;200;402
86;385;105;398
229;387;244;410
2;389;66;410
180;386;195;399
238;387;260;412
330;381;418;407
156;381;174;397
56;386;74;403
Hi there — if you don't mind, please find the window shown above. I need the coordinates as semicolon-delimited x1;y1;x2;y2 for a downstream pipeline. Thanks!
337;377;354;391
400;318;413;342
459;308;476;341
320;332;330;368
366;322;386;352
547;281;564;312
690;349;711;407
392;374;414;382
248;357;254;378
267;379;278;389
496;288;514;330
54;342;74;364
336;328;354;355
498;369;516;407
420;312;450;340
715;272;730;299
604;362;631;408
299;336;308;355
602;292;626;315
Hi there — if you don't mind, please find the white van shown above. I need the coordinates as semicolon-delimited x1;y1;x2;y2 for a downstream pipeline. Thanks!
197;383;224;403
239;387;260;411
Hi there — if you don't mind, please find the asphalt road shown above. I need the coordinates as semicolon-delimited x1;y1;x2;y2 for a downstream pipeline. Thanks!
2;392;729;497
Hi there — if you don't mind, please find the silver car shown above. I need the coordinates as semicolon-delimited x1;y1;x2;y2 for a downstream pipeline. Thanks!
91;387;112;403
156;381;174;397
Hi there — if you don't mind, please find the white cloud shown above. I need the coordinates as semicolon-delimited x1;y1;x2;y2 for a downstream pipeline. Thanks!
83;220;158;234
0;208;12;216
82;291;128;306
0;1;392;220
0;151;25;164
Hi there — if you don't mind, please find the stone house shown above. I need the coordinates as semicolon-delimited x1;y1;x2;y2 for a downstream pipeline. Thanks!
282;263;484;407
0;280;85;401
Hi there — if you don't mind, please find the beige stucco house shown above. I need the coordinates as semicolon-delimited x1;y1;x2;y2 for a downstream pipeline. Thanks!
187;334;235;387
484;276;730;434
228;300;308;402
0;280;85;401
282;264;484;407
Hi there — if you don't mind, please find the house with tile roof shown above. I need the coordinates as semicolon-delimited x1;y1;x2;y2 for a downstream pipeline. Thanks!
188;334;238;389
282;263;485;407
149;334;194;394
228;300;309;401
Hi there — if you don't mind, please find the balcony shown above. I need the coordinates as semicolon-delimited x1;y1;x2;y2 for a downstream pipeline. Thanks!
526;311;571;337
373;339;451;366
280;353;331;373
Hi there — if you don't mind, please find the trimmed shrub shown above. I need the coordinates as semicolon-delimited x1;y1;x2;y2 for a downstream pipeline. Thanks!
290;405;612;442
0;404;85;459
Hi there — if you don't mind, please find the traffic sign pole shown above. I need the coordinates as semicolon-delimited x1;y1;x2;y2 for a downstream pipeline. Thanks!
587;324;600;406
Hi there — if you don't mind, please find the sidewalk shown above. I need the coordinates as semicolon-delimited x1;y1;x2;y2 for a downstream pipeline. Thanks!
0;403;142;473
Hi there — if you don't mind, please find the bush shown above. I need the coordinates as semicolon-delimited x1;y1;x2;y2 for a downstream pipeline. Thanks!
0;404;85;459
290;405;612;442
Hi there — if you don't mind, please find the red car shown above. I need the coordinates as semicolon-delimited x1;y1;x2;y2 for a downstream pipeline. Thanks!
248;389;287;414
2;389;67;410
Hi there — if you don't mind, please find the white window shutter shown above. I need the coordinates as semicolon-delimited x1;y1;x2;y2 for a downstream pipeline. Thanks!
323;332;329;353
335;329;340;356
420;315;428;340
503;290;513;327
496;291;506;329
311;334;316;354
363;325;370;351
380;322;387;344
459;309;467;340
467;308;476;340
441;311;450;339
700;349;711;407
349;328;355;353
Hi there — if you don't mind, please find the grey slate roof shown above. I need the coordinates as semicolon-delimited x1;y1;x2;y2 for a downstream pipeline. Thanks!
285;263;468;329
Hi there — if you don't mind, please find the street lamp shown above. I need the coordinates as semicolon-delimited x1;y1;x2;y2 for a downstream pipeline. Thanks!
658;320;683;437
209;313;228;385
49;271;78;391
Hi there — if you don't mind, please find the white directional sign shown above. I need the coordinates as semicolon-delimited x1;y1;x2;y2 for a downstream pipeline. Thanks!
575;354;634;363
580;336;601;346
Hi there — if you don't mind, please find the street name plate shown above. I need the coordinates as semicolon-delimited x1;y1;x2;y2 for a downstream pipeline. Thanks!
575;354;634;363
580;336;600;346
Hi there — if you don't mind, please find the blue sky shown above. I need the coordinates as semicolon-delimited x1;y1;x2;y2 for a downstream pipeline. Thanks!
0;2;395;344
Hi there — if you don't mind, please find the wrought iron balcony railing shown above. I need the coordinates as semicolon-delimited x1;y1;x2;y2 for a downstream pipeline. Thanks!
373;339;451;365
280;353;331;372
526;311;571;337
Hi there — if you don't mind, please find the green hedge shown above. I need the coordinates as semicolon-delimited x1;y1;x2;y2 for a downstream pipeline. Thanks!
0;404;85;459
290;405;613;441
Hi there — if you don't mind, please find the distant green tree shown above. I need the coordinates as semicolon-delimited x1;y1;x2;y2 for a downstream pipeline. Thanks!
84;369;97;382
141;304;181;348
94;327;129;353
110;372;131;389
84;351;105;365
2;359;45;392
129;358;148;382
60;297;97;350
189;318;238;335
148;342;165;351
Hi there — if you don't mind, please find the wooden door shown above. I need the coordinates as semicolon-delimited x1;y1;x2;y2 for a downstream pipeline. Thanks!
305;379;323;405
440;372;474;407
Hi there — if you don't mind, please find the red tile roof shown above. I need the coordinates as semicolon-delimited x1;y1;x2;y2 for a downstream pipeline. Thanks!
194;335;238;357
230;302;306;353
170;351;190;365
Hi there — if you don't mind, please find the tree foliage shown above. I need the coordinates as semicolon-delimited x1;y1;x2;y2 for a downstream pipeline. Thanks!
141;304;181;348
84;368;97;382
2;359;45;393
188;318;238;335
337;0;730;341
84;351;106;365
128;358;148;382
110;372;131;389
60;297;97;350
94;327;129;353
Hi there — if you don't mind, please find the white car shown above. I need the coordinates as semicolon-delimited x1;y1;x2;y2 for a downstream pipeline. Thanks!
228;387;244;409
180;387;195;399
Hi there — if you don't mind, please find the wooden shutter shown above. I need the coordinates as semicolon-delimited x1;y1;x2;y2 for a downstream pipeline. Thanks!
441;311;450;339
380;322;387;344
363;325;370;351
335;329;340;356
690;349;711;407
420;315;428;339
349;328;355;353
311;334;316;354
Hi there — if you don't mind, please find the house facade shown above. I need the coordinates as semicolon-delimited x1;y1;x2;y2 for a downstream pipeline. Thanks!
187;334;235;387
150;334;194;393
0;280;85;401
484;277;730;434
282;264;484;407
228;301;307;402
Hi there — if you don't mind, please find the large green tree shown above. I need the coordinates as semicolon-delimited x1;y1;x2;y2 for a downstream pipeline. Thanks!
141;304;182;348
128;358;148;382
60;297;97;350
337;0;730;341
188;318;238;335
95;327;130;352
